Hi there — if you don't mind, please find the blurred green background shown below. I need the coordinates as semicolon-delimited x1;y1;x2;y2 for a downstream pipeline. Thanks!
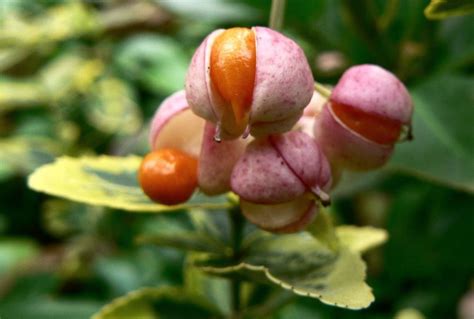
0;0;473;318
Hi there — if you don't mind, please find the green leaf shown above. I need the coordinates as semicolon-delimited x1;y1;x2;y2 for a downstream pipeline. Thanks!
42;199;104;237
336;226;388;254
160;0;258;23
91;287;218;319
136;210;232;254
0;298;102;319
27;155;231;212
395;308;426;319
425;0;474;19
0;2;100;48
137;232;230;255
307;209;340;251
0;79;47;112
195;232;375;310
0;239;39;276
85;77;142;135
390;75;474;193
114;35;189;95
185;253;231;315
40;52;104;103
0;137;59;180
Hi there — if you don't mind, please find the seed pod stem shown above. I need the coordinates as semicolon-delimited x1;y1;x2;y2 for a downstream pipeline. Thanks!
269;0;287;30
311;186;331;207
314;82;332;99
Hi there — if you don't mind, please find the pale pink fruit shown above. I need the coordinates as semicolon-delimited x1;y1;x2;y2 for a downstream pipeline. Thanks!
240;196;317;233
198;122;246;195
294;90;328;137
149;90;246;195
185;27;314;140
149;90;205;158
231;131;331;205
313;64;413;171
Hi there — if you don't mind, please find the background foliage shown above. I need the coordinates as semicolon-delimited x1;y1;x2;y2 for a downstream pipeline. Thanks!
0;0;473;318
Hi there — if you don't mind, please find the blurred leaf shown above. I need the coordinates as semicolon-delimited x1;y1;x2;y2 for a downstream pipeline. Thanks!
137;232;230;255
438;16;474;71
94;247;172;297
28;155;232;212
40;52;104;103
0;2;100;48
159;0;258;23
336;226;388;254
390;75;474;193
425;0;474;19
185;253;231;315
91;287;218;319
395;308;426;319
195;232;374;310
86;77;142;135
0;48;31;72
189;209;232;244
0;80;47;112
0;137;59;180
115;34;188;95
0;298;102;319
136;210;231;254
0;239;39;276
42;199;104;237
275;301;327;319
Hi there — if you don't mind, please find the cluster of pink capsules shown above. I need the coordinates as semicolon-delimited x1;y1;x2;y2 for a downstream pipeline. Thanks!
138;27;413;233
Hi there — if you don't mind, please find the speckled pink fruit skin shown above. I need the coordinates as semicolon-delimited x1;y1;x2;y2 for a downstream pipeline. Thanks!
270;132;331;192
198;122;246;195
314;103;394;171
231;131;331;204
149;90;189;149
185;27;314;139
249;27;314;136
331;64;413;124
185;30;222;124
231;137;305;204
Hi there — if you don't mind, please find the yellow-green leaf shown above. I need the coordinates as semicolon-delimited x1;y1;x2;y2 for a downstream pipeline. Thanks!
195;232;374;310
0;137;59;179
336;226;388;254
425;0;474;19
91;287;217;319
395;308;426;319
86;77;142;135
0;80;47;112
28;155;231;212
307;209;340;251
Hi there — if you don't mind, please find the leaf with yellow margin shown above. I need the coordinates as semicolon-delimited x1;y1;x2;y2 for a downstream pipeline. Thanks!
194;231;375;310
28;156;231;212
91;287;218;319
336;226;388;254
424;0;474;19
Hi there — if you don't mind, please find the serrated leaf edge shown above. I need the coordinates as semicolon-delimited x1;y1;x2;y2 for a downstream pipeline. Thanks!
196;255;374;310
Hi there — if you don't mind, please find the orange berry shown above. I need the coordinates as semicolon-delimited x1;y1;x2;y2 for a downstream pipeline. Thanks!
138;149;198;205
210;27;256;126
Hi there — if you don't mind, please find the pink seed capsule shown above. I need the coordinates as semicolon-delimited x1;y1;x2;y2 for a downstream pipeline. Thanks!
240;196;317;233
149;90;245;195
149;90;205;157
198;122;246;195
313;64;413;171
186;27;314;141
231;131;332;232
